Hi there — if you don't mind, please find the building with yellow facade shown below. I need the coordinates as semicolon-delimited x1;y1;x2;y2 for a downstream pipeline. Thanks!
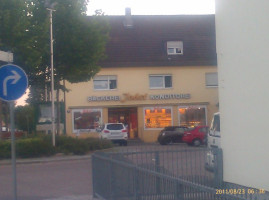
65;13;218;142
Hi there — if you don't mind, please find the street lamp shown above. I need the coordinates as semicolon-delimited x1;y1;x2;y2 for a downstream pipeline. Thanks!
46;1;57;146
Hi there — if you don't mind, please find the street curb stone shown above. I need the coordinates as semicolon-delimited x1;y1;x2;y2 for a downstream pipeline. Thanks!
0;154;92;165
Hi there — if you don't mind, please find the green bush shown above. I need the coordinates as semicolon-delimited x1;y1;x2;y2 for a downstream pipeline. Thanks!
0;135;113;159
0;137;55;159
16;138;56;158
84;138;113;151
0;140;11;159
56;136;113;155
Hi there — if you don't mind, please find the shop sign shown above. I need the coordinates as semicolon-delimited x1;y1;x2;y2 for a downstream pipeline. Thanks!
88;95;120;101
120;93;147;103
87;93;191;102
150;94;191;100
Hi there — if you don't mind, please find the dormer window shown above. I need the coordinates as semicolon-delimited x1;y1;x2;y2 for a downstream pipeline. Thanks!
167;41;183;55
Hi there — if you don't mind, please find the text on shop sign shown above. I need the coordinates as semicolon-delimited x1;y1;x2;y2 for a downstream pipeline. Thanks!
87;93;191;102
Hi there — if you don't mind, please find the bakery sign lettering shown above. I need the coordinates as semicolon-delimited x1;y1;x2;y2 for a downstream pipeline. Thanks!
87;93;191;102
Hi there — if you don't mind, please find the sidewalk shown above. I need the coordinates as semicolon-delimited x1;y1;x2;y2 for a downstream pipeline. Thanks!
0;153;92;165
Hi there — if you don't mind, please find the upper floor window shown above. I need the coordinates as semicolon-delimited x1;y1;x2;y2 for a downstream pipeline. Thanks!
167;41;183;55
205;72;218;87
93;75;117;90
149;75;172;89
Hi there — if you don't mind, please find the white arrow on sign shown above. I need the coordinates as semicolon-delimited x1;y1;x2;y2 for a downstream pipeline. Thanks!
3;70;21;96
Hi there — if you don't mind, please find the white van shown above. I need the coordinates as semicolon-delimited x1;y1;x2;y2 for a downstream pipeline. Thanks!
205;112;220;171
207;112;221;148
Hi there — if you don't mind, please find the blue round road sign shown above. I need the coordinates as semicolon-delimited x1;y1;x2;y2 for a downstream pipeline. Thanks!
0;64;28;102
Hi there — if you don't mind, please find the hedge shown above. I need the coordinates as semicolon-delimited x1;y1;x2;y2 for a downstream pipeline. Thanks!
0;135;113;159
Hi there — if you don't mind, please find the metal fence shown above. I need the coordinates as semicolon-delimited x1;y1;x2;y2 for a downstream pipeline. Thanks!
92;146;268;200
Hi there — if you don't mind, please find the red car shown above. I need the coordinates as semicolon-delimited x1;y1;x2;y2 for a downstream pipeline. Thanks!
0;131;24;139
182;125;209;146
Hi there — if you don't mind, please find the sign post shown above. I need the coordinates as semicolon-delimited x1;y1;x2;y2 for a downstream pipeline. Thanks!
0;64;28;200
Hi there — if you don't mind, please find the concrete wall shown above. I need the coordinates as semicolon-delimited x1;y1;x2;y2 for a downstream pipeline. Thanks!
215;0;269;190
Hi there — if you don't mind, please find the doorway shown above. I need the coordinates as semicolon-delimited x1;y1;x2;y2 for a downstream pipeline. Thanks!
108;107;138;139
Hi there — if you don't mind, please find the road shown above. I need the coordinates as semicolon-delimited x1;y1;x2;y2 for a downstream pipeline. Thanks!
0;142;208;200
0;159;93;200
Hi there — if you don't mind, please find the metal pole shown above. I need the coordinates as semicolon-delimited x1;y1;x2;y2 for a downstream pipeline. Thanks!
48;8;55;146
10;101;17;200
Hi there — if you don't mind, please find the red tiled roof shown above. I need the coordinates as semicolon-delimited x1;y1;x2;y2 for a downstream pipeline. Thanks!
100;15;217;67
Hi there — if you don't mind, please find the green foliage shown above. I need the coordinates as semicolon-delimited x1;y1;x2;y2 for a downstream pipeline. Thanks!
0;135;113;159
16;138;56;158
0;0;110;104
0;140;11;159
14;105;36;133
56;135;113;155
0;137;55;159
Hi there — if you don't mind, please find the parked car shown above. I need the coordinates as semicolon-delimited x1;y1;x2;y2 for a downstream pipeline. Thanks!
182;125;209;146
98;123;128;146
0;131;24;139
157;126;188;145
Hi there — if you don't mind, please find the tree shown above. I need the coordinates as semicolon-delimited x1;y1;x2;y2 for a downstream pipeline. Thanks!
0;0;33;134
25;0;109;102
31;0;109;134
1;0;109;96
1;0;109;134
14;105;35;134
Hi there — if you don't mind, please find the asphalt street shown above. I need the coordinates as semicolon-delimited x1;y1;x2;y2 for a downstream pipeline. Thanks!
0;158;94;200
0;142;206;200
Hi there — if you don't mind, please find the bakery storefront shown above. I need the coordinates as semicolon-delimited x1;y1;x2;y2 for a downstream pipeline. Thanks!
68;92;213;142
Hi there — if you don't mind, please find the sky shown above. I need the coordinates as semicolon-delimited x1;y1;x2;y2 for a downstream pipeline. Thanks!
87;0;215;16
16;0;215;106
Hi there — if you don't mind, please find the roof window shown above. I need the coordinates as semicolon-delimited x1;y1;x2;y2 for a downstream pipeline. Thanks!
167;41;183;55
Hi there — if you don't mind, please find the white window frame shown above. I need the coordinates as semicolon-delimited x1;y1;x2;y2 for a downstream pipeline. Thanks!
178;105;207;126
205;72;218;88
143;106;173;130
93;75;117;90
149;75;172;89
72;108;103;133
167;41;183;55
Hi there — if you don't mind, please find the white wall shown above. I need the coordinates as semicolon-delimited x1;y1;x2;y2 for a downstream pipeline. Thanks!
215;0;269;190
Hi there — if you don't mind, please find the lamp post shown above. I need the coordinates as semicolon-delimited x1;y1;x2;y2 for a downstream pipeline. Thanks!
47;6;56;146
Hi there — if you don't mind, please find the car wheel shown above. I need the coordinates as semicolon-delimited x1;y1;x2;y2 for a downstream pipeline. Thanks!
193;139;201;147
159;140;166;145
164;137;172;145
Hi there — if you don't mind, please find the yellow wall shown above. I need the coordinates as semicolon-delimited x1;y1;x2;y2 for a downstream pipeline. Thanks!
65;66;218;142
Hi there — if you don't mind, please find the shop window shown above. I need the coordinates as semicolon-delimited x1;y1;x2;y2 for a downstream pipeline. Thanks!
149;75;172;89
205;72;218;87
72;109;102;132
179;106;206;127
167;41;183;55
93;75;117;90
144;107;172;129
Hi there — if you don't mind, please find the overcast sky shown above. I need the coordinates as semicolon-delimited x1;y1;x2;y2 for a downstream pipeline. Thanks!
87;0;215;15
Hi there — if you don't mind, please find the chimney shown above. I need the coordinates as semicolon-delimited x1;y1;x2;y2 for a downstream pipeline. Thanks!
123;7;133;28
125;7;131;16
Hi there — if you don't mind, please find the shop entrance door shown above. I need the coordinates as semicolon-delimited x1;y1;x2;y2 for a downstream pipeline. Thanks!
108;107;138;139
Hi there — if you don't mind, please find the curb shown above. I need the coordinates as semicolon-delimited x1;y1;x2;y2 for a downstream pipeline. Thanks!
0;154;92;165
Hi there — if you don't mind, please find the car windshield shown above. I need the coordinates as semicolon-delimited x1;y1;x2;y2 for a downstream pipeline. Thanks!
107;124;124;130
